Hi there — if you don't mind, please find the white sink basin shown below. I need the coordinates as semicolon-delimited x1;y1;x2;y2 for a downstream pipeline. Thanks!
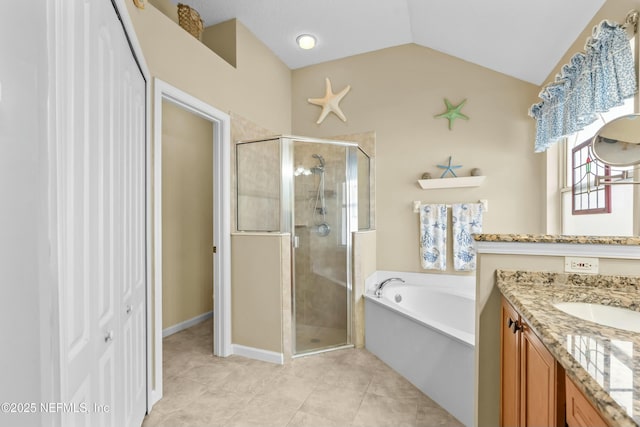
553;302;640;333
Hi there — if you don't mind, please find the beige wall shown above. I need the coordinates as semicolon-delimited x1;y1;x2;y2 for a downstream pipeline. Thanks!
292;44;543;274
231;233;290;354
125;3;292;133
148;1;237;67
202;19;237;68
147;0;177;23
475;252;640;426
161;101;214;329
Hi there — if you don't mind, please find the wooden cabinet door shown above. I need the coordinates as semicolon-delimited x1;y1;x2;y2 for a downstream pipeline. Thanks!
566;375;609;427
520;323;565;427
501;297;520;427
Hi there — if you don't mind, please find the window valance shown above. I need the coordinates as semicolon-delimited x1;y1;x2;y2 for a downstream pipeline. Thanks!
529;12;638;153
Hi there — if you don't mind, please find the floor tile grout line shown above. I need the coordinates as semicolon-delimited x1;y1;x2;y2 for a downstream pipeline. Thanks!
349;388;368;427
281;396;307;427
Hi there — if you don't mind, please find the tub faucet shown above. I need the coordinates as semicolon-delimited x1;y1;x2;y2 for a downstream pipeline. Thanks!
374;278;405;298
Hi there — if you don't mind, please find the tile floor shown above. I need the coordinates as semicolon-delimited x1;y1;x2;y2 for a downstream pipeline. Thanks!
142;319;463;427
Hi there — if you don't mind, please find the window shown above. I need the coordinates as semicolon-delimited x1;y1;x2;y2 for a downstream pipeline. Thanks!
559;36;636;235
571;140;610;215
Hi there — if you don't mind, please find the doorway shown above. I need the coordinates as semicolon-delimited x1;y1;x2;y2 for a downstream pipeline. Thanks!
161;101;214;333
151;80;231;406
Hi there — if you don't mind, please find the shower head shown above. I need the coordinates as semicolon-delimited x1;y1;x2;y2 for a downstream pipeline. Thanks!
312;154;325;168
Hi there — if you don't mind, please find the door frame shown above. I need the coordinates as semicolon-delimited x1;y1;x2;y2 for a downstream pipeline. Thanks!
285;138;359;355
150;79;232;406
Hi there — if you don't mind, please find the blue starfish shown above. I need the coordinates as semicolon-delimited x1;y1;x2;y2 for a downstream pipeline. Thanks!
437;156;462;178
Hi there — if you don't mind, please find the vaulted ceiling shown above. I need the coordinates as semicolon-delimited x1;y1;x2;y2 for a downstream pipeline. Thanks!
174;0;606;85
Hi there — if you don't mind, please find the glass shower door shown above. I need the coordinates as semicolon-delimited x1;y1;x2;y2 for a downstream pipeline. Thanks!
291;140;355;354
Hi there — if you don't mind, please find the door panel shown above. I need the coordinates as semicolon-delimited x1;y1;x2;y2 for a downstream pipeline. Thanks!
501;297;520;427
98;346;116;427
55;1;97;425
54;0;146;425
119;36;147;427
97;22;115;331
520;326;557;427
292;142;351;354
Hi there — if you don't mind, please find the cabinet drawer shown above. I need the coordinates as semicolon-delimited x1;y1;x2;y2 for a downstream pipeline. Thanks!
566;375;608;427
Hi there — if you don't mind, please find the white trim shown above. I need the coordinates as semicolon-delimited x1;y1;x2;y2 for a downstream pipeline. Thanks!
162;311;213;338
232;344;284;365
152;79;232;408
151;84;163;407
476;241;640;259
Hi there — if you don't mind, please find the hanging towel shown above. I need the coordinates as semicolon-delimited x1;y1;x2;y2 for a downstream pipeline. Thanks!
419;204;447;271
452;203;483;271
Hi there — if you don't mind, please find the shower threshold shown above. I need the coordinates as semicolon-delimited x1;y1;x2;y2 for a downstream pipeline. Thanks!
292;344;354;359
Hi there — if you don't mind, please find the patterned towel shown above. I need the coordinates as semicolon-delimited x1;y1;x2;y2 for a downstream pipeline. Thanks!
452;203;483;271
419;204;447;271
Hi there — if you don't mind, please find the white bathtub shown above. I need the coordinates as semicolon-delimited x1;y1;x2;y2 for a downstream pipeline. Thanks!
364;272;475;427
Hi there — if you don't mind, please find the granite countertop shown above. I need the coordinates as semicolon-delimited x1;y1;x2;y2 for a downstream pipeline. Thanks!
497;270;640;427
475;234;640;245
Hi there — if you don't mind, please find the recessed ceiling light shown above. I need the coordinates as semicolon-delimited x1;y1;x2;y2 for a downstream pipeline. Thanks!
296;34;316;50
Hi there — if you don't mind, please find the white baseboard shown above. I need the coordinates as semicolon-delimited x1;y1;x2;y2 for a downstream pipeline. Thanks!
149;389;162;409
232;344;284;365
162;311;213;338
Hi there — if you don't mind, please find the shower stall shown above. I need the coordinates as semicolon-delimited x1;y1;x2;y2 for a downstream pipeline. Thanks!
236;136;371;355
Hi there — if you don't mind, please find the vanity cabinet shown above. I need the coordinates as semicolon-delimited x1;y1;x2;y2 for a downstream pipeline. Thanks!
565;374;609;427
501;297;520;426
500;297;565;427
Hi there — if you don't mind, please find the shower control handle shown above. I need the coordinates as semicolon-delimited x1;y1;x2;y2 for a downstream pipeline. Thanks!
293;235;299;249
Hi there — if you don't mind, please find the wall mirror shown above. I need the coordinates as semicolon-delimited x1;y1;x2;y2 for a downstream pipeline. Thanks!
591;113;640;166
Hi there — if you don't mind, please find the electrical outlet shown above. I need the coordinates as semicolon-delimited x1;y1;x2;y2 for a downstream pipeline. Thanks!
564;257;599;274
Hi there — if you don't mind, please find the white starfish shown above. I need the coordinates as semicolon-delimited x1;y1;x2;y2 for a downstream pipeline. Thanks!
307;77;351;124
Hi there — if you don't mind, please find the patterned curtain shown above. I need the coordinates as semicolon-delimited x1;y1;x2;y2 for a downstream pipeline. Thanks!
529;20;636;152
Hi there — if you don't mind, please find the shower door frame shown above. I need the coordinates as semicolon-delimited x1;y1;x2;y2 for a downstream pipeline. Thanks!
281;136;359;356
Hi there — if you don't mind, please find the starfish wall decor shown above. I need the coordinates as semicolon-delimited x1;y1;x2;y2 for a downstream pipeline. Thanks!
437;156;462;178
308;77;351;124
435;98;469;130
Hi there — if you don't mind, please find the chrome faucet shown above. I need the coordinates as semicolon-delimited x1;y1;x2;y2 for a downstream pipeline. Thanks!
374;277;405;298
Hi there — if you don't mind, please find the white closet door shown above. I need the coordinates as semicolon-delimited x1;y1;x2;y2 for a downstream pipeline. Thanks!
117;20;147;427
53;0;146;426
